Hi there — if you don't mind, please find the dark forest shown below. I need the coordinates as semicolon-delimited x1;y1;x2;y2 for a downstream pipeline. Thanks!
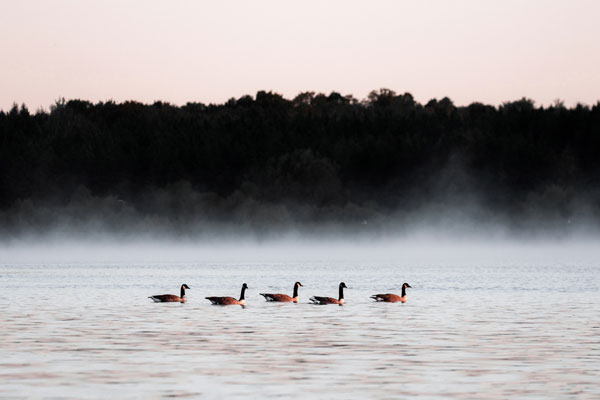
2;89;600;237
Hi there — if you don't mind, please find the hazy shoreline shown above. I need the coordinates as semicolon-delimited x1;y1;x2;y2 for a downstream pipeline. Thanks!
2;93;599;240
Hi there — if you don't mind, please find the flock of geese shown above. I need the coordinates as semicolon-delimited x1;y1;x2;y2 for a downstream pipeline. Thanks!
149;281;412;305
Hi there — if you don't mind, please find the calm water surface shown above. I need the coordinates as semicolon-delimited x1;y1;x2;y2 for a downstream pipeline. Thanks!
1;260;599;399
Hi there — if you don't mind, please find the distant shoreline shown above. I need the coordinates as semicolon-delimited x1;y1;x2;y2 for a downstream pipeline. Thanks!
2;90;599;237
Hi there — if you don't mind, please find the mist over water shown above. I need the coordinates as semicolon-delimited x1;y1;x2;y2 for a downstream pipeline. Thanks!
2;196;600;399
6;217;600;281
2;231;600;266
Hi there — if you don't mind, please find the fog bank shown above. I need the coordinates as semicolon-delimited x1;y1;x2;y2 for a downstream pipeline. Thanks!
2;232;600;267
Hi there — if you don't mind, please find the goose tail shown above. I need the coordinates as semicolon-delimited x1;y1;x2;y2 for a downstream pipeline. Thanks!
260;293;273;301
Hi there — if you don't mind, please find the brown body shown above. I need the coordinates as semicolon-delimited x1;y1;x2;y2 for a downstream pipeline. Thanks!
205;296;244;305
261;293;296;302
371;293;406;303
310;296;344;305
149;284;189;303
260;282;303;303
310;282;347;305
371;283;411;303
206;283;248;306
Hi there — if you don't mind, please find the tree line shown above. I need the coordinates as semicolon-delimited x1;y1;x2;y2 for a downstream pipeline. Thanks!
1;90;599;235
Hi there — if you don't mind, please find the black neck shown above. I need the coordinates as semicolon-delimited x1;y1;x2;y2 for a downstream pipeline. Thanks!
401;286;406;297
180;286;186;298
239;286;246;301
338;285;344;301
293;284;299;298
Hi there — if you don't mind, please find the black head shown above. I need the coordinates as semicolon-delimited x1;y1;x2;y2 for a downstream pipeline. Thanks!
295;281;303;287
242;283;248;289
182;284;190;289
403;283;411;289
340;282;348;289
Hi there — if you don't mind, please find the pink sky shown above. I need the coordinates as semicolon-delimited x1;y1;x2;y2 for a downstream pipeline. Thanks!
1;0;599;111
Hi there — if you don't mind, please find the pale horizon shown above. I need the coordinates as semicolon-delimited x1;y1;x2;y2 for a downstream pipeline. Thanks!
2;0;599;112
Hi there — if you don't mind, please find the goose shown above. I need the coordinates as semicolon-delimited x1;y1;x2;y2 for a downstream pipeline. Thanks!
260;282;303;303
149;284;190;303
310;282;347;305
206;283;248;306
371;283;412;303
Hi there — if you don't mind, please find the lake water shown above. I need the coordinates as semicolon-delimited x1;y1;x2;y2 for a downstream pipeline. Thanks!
1;242;599;399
